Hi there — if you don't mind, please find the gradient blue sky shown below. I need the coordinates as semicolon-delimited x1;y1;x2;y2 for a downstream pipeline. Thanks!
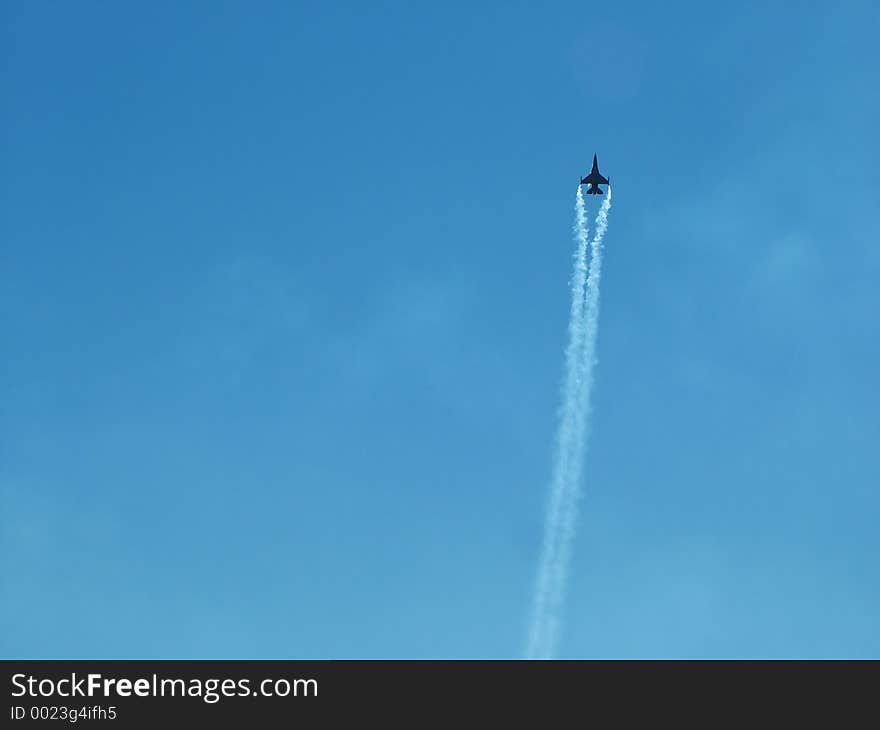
2;1;878;658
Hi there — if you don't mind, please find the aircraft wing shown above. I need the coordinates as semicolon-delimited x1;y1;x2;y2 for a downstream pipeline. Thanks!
583;171;609;185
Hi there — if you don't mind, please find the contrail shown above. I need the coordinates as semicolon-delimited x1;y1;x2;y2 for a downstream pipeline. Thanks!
546;185;612;655
525;187;590;658
526;185;612;658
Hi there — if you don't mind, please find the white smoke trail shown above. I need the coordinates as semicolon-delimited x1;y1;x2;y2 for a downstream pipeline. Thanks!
543;185;612;656
526;185;612;658
525;187;590;657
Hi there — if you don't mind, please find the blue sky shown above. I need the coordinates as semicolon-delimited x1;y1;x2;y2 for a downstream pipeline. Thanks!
2;1;878;658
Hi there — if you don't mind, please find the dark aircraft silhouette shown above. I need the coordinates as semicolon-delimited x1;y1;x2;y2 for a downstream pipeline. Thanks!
579;154;610;194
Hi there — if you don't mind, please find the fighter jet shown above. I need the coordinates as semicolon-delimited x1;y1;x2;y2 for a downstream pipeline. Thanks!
579;154;610;195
